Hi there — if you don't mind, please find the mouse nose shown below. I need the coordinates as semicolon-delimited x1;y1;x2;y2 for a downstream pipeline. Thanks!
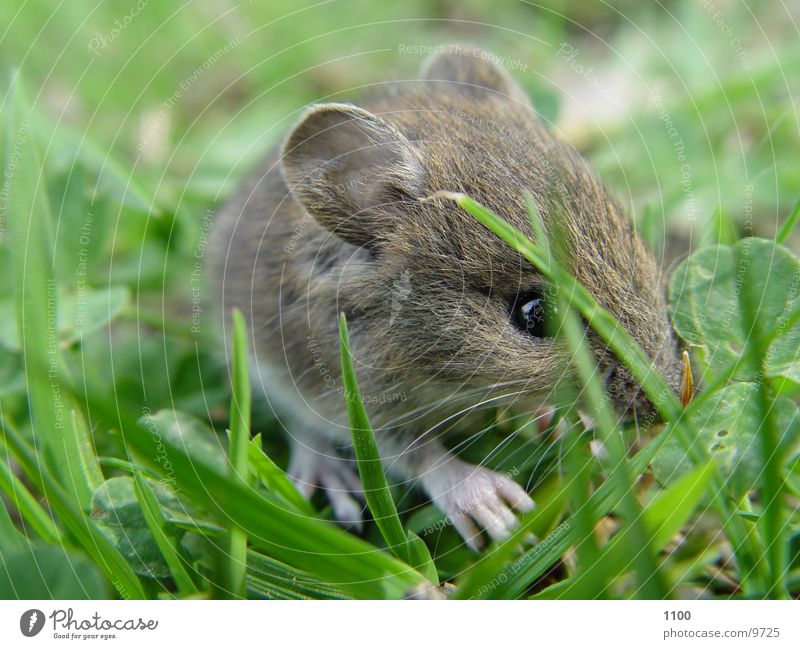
604;356;682;421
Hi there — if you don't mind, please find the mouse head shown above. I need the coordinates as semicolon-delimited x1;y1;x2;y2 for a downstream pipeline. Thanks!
280;45;681;417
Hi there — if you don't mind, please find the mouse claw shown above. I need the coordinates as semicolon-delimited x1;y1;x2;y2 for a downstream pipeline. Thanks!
424;459;535;552
288;443;365;530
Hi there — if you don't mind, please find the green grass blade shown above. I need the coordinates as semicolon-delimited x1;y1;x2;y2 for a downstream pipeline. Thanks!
338;313;408;553
226;308;251;598
0;444;61;544
248;433;314;516
338;314;437;582
132;473;198;597
405;532;438;584
4;72;95;508
247;550;350;600
737;245;790;598
0;417;145;599
63;409;105;509
776;197;800;244
530;197;665;598
5;73;59;465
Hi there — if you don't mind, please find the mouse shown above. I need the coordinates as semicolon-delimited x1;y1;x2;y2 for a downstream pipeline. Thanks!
207;44;681;551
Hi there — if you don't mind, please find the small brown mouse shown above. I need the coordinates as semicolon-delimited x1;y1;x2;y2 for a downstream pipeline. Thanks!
207;45;680;550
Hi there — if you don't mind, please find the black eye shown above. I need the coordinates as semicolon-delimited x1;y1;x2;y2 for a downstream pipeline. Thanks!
510;289;557;338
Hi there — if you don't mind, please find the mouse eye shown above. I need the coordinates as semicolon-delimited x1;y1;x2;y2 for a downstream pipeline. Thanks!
510;289;558;338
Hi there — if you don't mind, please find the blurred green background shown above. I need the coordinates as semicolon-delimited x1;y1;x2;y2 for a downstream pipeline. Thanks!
2;0;798;234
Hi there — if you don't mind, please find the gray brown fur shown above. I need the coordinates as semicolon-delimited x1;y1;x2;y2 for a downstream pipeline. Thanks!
207;45;680;549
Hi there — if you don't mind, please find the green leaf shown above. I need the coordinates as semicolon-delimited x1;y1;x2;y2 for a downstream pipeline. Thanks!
338;314;437;582
92;476;195;579
133;473;198;596
706;207;738;246
138;409;226;474
669;239;800;392
653;383;800;496
0;544;108;599
406;532;439;584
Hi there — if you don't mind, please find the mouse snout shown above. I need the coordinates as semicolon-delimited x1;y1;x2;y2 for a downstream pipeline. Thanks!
603;352;683;421
604;364;648;416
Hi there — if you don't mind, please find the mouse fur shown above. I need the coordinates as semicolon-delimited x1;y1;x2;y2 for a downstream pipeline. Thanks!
207;44;681;550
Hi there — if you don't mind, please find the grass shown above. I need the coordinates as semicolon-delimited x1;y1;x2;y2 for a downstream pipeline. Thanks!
1;0;799;600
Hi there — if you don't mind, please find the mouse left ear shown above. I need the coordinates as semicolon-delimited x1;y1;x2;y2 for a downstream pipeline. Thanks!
420;44;532;108
281;103;424;249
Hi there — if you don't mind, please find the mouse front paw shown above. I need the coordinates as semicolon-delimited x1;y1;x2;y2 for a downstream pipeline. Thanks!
287;440;365;531
424;460;535;551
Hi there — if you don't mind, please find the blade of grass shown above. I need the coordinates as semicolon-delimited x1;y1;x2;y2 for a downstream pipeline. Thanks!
525;196;605;592
708;207;738;246
776;197;800;244
737;243;790;598
132;473;198;597
4;72;96;509
532;198;665;598
0;444;61;544
246;550;350;600
338;313;437;583
225;308;251;598
63;409;105;509
0;416;145;598
248;433;314;516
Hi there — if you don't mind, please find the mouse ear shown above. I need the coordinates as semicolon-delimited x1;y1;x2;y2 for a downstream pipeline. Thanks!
420;44;531;108
280;103;424;249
